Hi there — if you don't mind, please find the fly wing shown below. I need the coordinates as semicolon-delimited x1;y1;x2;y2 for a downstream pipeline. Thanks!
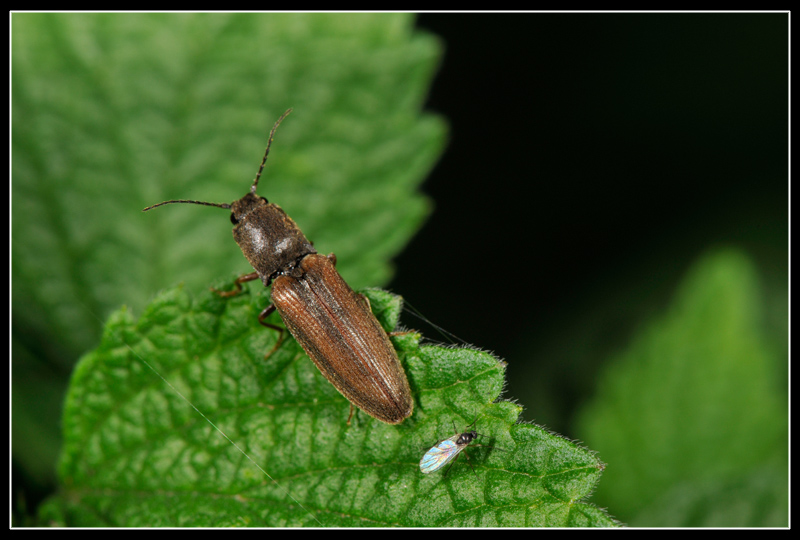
420;439;460;474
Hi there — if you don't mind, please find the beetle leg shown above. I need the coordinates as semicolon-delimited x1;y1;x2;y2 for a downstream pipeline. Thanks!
211;271;260;297
257;303;285;358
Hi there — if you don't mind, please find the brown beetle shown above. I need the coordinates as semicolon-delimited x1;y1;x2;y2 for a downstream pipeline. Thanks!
144;109;413;424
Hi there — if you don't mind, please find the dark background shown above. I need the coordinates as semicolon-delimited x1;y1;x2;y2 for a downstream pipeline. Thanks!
390;14;787;433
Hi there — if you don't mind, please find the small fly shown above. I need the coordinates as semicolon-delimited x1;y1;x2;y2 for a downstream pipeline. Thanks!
419;419;492;475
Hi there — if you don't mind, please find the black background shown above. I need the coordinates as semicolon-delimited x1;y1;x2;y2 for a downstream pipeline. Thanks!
389;14;788;433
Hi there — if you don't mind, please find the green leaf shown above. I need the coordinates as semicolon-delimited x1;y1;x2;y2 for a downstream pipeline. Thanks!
575;249;788;526
40;285;615;527
12;12;446;500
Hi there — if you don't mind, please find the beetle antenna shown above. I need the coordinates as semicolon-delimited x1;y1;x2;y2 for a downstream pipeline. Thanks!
142;200;232;212
252;108;293;194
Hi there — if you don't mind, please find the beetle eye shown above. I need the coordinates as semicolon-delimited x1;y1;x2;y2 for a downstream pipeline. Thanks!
260;196;268;204
230;213;239;225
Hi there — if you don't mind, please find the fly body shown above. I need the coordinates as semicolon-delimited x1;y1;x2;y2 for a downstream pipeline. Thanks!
420;420;490;474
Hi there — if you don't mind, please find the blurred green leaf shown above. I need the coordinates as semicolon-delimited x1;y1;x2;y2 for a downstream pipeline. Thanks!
12;12;446;508
12;12;445;359
576;249;788;526
632;465;788;527
39;286;615;527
